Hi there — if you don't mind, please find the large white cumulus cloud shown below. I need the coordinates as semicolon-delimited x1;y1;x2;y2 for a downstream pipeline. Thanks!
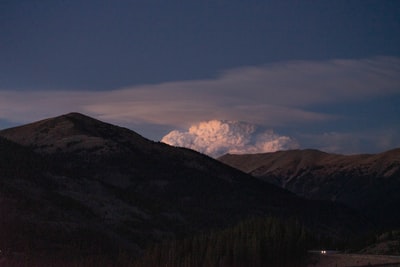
161;120;299;157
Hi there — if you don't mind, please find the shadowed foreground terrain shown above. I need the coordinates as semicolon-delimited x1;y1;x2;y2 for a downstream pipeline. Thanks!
308;254;400;267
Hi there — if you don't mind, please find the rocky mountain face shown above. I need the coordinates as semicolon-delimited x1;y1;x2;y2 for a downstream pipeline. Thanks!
0;113;369;259
219;149;400;228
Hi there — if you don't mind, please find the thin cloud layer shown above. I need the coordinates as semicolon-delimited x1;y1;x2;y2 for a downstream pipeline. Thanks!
86;56;400;128
1;57;399;128
0;56;399;154
161;120;299;157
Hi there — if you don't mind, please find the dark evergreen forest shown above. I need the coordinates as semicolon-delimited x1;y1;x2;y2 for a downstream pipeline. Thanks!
133;217;310;267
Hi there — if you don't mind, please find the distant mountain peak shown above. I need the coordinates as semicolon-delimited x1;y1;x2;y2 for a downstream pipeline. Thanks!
0;112;148;154
57;112;112;129
64;111;90;118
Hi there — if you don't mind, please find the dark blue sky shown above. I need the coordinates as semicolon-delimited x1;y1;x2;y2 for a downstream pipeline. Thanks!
1;0;400;154
2;0;399;90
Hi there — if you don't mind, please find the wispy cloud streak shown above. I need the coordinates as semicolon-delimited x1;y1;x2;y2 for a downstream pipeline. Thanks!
1;57;399;137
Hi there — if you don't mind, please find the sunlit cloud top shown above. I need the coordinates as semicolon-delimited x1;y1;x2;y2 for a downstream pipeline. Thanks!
161;120;299;157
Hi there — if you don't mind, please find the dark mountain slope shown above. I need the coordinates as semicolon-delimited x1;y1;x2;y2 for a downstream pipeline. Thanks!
0;114;369;259
219;149;400;227
0;112;150;154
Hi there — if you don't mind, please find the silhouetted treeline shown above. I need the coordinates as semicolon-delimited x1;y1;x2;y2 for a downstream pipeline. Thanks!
133;217;310;267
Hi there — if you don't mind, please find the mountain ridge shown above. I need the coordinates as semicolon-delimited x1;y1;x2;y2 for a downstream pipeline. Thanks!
0;113;372;260
219;148;400;227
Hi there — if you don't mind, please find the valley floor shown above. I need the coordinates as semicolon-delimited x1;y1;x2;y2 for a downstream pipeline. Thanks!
308;254;400;267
